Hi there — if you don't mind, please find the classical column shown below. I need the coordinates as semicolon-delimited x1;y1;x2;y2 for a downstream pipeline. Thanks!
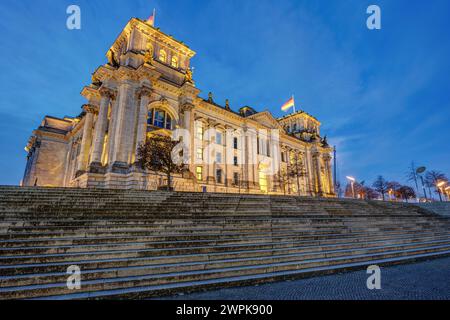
180;103;195;173
134;86;152;162
76;104;97;174
205;119;217;183
323;154;334;195
113;81;137;170
313;151;323;196
90;87;115;169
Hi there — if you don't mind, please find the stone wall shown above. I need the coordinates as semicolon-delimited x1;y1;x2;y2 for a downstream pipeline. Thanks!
416;203;450;218
30;137;68;187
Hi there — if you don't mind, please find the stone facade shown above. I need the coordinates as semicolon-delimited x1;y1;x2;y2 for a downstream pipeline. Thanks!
22;17;335;197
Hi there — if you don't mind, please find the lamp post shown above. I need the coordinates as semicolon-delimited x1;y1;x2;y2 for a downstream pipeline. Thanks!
416;167;427;202
437;181;446;202
346;176;356;199
445;186;450;202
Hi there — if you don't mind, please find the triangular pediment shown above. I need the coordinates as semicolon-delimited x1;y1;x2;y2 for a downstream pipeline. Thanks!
247;111;283;130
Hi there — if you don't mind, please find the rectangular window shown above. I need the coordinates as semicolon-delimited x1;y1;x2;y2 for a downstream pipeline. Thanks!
267;141;271;157
281;152;286;162
234;156;238;166
196;124;204;140
257;138;260;155
196;166;203;181
196;148;203;160
216;169;222;184
216;152;222;164
233;172;239;186
216;132;223;145
154;110;165;128
233;137;238;149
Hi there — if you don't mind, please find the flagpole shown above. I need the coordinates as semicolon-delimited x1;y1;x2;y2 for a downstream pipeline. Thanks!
292;94;296;114
153;8;156;26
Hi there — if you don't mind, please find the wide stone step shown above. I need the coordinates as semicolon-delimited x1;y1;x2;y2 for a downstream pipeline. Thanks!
29;250;450;300
1;244;449;300
3;229;449;257
2;234;449;268
0;219;439;234
1;228;447;250
0;186;446;300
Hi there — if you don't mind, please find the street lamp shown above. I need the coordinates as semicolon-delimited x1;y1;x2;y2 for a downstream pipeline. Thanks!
437;181;447;202
445;186;450;201
388;188;394;201
346;176;356;199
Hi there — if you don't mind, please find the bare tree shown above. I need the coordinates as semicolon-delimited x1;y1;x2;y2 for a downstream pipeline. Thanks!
425;170;448;202
397;186;416;202
372;175;389;201
288;152;306;196
137;135;185;191
345;180;364;199
406;162;420;196
387;181;402;201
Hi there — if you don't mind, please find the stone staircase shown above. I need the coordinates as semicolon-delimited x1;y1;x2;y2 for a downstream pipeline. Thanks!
0;186;449;300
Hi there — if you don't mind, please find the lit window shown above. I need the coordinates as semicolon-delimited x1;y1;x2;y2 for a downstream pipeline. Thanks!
154;110;165;128
196;166;203;181
196;148;203;160
171;56;178;68
216;169;222;184
196;124;204;140
216;152;222;164
159;49;167;63
147;109;173;130
216;132;223;145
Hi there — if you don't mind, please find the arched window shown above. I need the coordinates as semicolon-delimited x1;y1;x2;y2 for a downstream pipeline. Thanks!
171;56;178;68
147;109;173;130
159;49;167;63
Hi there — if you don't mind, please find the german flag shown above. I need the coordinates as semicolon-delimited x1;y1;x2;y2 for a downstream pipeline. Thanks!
147;9;156;26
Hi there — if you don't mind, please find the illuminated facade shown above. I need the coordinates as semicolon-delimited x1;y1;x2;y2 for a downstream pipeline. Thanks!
22;18;335;196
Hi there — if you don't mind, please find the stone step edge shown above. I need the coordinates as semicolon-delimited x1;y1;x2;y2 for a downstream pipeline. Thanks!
30;249;450;300
2;235;449;263
1;228;447;248
4;245;450;299
2;241;449;278
3;230;449;257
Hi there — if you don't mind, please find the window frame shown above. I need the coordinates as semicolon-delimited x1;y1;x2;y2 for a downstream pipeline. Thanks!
159;49;167;63
196;166;203;181
216;169;223;184
171;55;178;68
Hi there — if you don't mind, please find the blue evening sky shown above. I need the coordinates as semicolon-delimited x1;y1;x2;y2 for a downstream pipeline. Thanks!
0;0;449;187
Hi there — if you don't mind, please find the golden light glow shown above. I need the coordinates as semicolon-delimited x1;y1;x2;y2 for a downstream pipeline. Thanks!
171;56;178;68
346;176;355;182
196;166;202;181
437;181;446;187
159;49;167;63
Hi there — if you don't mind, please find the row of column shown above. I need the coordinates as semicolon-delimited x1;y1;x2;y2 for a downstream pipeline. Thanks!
77;83;154;173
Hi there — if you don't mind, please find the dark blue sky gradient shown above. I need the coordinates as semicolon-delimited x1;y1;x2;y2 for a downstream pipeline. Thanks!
0;0;449;186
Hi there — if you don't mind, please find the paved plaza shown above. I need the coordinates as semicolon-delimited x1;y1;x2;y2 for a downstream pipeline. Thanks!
162;257;450;300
